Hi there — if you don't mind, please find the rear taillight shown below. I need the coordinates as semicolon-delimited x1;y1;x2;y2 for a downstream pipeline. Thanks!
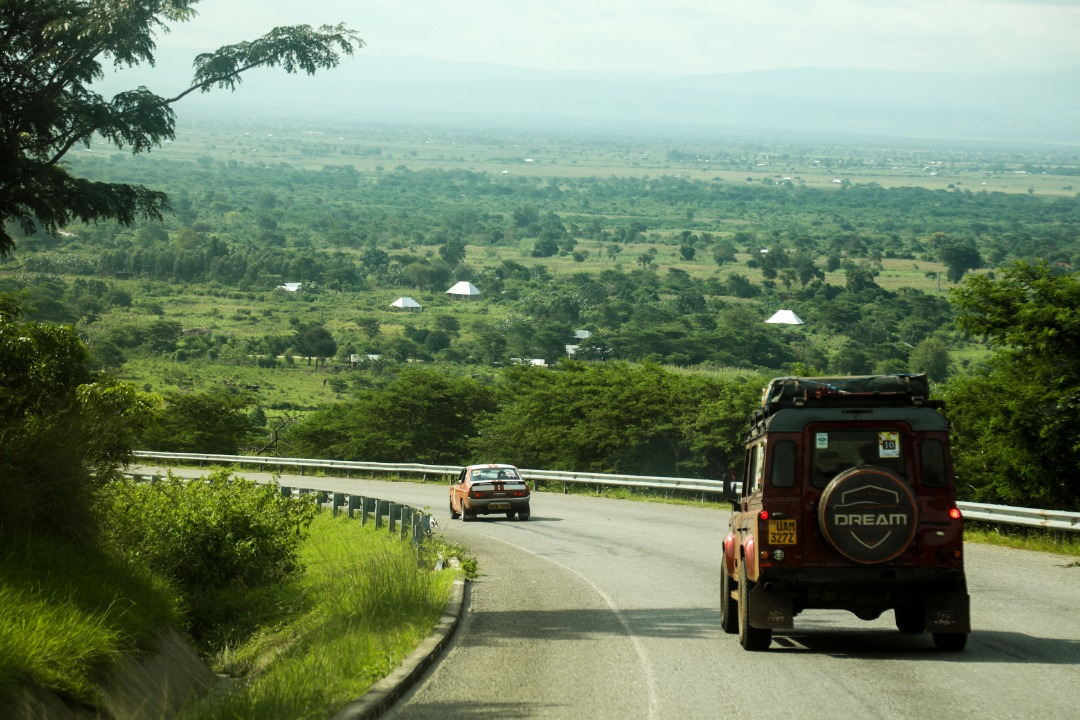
471;491;489;499
949;507;962;520
758;509;770;521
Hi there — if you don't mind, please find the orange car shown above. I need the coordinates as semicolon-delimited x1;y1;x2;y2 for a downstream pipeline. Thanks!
449;464;531;521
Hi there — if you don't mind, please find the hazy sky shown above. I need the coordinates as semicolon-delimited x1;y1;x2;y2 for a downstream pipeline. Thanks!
160;0;1080;75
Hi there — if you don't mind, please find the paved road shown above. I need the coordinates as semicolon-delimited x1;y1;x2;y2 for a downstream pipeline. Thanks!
131;467;1080;720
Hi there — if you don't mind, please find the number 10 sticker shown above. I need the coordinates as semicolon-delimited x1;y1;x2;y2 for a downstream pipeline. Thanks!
878;432;900;458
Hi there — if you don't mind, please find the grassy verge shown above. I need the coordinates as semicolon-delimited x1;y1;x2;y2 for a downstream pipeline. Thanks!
184;511;463;720
0;533;178;707
964;523;1080;558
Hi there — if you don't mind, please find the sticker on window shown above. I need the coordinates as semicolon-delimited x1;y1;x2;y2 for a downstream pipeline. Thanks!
878;432;900;458
816;433;829;449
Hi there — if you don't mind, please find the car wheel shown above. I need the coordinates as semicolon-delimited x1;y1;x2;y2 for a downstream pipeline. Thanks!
449;498;460;520
720;560;739;635
463;509;476;522
895;602;925;634
518;513;530;521
738;562;771;651
932;632;968;651
818;466;918;564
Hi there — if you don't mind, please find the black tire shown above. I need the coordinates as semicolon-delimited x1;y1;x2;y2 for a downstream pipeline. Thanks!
518;513;530;521
818;466;919;565
933;633;968;651
737;562;772;651
720;561;739;635
895;602;925;634
449;499;460;520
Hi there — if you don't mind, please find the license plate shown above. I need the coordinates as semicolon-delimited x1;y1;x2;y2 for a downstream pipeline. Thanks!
488;502;511;511
768;519;797;545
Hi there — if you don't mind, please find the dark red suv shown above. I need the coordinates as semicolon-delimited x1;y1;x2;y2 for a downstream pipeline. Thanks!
721;374;970;651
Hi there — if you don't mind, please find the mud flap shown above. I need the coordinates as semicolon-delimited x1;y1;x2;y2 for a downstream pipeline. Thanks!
925;590;971;634
748;585;794;629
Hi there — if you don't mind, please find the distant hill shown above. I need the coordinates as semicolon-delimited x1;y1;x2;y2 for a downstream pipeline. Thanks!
97;52;1080;144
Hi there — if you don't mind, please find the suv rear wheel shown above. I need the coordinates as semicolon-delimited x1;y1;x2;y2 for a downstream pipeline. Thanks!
933;632;968;651
894;602;925;634
738;562;772;651
720;561;738;634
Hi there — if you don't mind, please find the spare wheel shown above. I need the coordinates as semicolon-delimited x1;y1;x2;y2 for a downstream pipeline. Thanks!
817;466;918;564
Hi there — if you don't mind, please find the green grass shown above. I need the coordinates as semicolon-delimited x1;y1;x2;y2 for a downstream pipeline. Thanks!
964;523;1080;558
183;511;459;720
0;533;178;707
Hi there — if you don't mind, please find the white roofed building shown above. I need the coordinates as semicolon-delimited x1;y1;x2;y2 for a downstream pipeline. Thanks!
765;309;805;325
390;297;422;311
446;281;481;300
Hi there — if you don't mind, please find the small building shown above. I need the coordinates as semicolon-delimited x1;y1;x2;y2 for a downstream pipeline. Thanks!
446;281;481;300
765;309;805;325
390;297;422;312
279;282;302;292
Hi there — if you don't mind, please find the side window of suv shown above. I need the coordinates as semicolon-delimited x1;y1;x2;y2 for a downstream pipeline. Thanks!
746;442;766;493
770;440;796;488
920;439;947;486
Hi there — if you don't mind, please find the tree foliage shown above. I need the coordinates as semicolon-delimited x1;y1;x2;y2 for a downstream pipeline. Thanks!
138;389;261;454
281;366;497;464
943;261;1080;509
0;295;151;540
471;361;765;478
0;0;362;254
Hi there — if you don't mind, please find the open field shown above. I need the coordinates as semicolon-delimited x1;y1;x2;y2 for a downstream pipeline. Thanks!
132;117;1080;196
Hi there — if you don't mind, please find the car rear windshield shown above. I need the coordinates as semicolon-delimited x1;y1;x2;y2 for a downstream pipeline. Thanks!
811;429;905;488
473;469;520;481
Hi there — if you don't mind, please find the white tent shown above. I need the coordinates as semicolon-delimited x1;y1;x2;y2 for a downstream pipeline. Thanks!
446;281;481;299
765;309;805;325
390;296;422;311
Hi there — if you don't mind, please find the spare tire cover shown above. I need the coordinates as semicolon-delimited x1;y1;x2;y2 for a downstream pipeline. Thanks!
817;466;918;564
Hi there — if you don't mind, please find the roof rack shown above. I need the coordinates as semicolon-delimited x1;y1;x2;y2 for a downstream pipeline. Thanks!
755;374;944;418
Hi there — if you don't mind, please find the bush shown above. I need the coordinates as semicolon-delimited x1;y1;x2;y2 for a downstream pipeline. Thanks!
97;471;317;641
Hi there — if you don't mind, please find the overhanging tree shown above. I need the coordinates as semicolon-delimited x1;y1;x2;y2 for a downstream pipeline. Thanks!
0;0;362;255
943;261;1080;509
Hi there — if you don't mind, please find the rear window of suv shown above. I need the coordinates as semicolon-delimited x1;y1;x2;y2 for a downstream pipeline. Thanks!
811;429;905;488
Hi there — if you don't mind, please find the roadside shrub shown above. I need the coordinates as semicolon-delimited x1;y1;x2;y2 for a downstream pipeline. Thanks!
97;471;317;641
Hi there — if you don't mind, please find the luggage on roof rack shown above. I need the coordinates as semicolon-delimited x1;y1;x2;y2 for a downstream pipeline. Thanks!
759;374;934;412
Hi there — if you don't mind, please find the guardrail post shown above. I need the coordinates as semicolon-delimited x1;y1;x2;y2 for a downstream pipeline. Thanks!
400;506;410;540
280;486;292;498
388;502;398;533
316;490;328;505
332;493;344;517
347;494;360;518
375;499;385;530
362;497;375;526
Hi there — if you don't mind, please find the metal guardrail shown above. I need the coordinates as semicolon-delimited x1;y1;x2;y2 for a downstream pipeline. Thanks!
131;450;736;496
131;451;1080;533
957;501;1080;533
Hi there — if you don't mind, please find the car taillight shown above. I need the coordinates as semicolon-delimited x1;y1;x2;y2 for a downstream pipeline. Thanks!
471;491;489;499
758;509;770;521
949;507;962;520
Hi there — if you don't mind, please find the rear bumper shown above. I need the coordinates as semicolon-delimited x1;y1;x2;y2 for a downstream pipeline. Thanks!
465;497;531;515
748;566;969;630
